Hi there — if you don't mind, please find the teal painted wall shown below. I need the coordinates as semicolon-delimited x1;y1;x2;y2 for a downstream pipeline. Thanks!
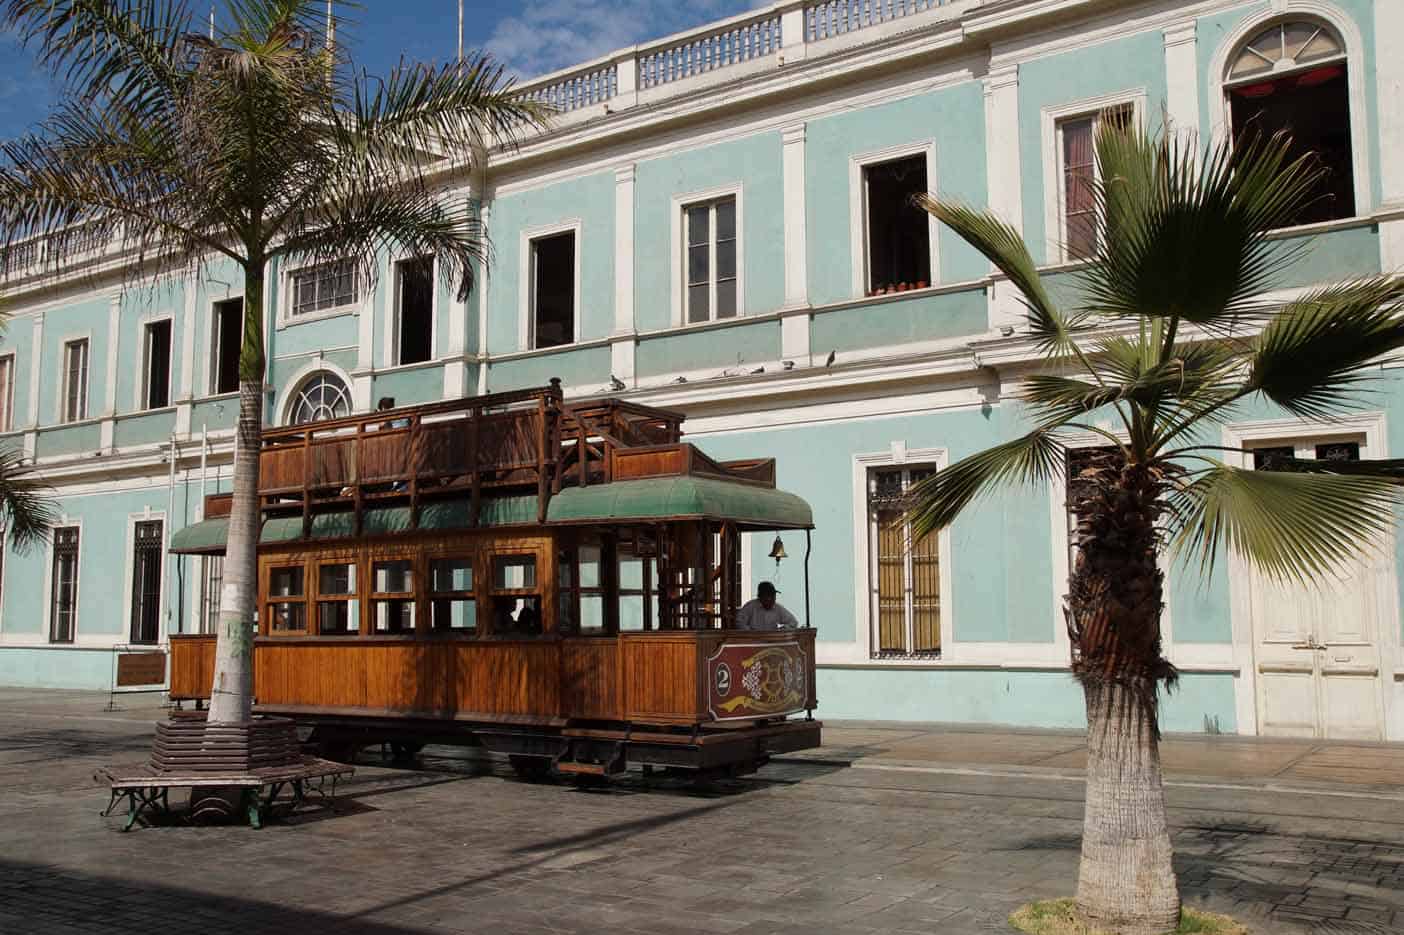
0;315;35;430
1020;29;1169;264
488;171;615;353
810;288;988;355
373;364;444;408
190;398;238;434
813;668;1235;733
113;411;176;449
114;282;185;416
634;132;784;331
1272;224;1381;287
487;344;611;394
38;294;110;427
35;422;101;458
636;319;781;378
806;80;989;305
0;648;118;690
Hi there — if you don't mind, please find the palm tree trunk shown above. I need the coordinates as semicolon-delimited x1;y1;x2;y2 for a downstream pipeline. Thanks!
207;266;265;724
1066;453;1180;933
1076;679;1180;934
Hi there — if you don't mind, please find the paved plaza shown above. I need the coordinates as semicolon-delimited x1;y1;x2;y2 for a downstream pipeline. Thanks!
1;689;1402;935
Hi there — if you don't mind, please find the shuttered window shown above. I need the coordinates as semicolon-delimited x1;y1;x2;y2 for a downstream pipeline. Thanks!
129;520;163;643
50;527;79;643
868;466;939;658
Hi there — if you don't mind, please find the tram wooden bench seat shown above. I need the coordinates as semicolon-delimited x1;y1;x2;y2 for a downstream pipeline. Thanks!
94;757;354;831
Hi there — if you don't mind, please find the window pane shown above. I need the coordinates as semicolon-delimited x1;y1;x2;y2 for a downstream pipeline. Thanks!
687;243;709;284
580;594;606;631
687;284;710;323
493;555;536;589
374;599;415;633
619;558;644;590
619;594;646;631
319;563;356;595
715;280;737;319
270;566;304;597
318;600;359;635
432;597;476;631
431;558;473;592
715;198;736;240
373;560;413;593
271;602;306;632
578;544;602;588
716;238;736;280
492;595;541;635
687;206;709;247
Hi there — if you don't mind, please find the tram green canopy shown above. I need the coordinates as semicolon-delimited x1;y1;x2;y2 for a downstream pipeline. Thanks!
170;478;811;554
546;477;813;529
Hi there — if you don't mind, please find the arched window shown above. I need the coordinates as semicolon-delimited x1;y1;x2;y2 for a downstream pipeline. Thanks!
287;371;352;425
1226;19;1353;225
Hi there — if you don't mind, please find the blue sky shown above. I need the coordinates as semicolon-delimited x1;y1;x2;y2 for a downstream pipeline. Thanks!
0;1;761;139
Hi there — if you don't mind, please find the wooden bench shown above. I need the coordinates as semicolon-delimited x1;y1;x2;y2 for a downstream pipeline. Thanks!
95;757;353;831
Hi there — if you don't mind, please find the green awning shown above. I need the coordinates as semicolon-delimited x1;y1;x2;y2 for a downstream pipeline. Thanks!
547;477;813;529
169;496;540;554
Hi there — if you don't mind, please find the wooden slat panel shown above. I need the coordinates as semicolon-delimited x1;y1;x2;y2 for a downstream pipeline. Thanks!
169;635;217;700
259;446;306;493
912;524;940;652
309;437;357;488
876;508;905;653
561;638;622;719
622;635;701;722
453;641;560;716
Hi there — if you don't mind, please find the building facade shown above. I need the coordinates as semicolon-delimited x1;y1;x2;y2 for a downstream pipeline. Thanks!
1;0;1401;740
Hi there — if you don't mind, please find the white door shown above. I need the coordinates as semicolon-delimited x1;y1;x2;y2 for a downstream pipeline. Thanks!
1248;437;1387;741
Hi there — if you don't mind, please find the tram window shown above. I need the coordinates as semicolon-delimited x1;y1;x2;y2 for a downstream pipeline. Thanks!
618;556;651;631
493;554;536;589
317;562;359;636
430;558;476;632
269;566;306;634
372;560;415;634
491;596;541;636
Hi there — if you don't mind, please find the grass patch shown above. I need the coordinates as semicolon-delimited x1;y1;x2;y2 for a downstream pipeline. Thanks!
1009;899;1247;935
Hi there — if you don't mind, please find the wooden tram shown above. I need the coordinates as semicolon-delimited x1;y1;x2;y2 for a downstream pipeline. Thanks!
168;381;820;780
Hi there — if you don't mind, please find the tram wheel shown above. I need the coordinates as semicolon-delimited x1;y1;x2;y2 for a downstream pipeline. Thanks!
389;741;425;763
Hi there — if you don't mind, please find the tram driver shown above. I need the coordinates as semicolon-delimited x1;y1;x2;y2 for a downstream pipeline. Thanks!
735;581;799;630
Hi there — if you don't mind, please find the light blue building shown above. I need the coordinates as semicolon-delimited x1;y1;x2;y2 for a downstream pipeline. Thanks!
1;0;1401;741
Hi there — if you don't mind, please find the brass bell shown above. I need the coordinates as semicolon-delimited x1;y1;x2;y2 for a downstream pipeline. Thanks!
768;535;787;566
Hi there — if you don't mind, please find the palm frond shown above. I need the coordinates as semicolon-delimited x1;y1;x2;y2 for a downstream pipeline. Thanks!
1244;277;1404;420
1167;462;1397;582
0;449;55;550
904;429;1065;542
913;196;1083;357
1080;125;1323;331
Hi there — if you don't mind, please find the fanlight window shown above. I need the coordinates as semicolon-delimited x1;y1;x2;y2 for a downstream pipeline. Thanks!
288;372;352;425
1229;21;1343;81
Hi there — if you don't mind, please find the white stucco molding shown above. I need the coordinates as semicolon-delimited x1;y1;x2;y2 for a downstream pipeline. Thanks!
273;357;358;427
847;139;939;299
517;218;584;351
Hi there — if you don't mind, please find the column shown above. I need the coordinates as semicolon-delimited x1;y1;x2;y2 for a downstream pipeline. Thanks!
24;313;43;460
353;250;376;410
780;123;811;365
475;195;493;397
175;272;198;436
1377;0;1404;270
983;63;1024;333
99;295;120;450
1163;22;1199;148
611;164;637;385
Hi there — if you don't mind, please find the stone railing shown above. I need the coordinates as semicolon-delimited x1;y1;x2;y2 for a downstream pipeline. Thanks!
0;222;112;279
511;0;968;122
637;9;784;90
806;0;953;41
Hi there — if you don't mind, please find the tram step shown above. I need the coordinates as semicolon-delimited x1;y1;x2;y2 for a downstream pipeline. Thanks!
554;761;609;777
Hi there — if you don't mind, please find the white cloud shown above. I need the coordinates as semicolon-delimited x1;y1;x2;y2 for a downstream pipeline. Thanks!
485;0;764;79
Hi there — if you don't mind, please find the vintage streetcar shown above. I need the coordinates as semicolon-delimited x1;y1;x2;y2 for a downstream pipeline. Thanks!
168;381;820;781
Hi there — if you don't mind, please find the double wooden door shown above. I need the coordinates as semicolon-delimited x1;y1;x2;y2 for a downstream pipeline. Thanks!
1247;437;1387;740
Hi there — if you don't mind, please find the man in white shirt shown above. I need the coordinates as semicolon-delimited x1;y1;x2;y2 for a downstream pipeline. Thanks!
735;581;799;630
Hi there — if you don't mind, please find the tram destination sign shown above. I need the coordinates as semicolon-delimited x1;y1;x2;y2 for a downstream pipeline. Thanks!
707;640;808;721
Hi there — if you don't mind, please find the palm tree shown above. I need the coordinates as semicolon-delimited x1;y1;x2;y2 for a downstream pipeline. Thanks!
0;0;544;723
908;125;1404;934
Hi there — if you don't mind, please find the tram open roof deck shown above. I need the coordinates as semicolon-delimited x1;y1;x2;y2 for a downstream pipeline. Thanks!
248;380;790;532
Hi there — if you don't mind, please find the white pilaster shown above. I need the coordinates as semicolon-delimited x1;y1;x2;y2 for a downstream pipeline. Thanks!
1378;0;1404;271
175;267;199;436
475;196;493;397
781;124;809;310
26;314;42;429
1163;22;1199;147
983;63;1024;332
102;295;120;417
779;0;807;65
612;164;637;385
614;51;639;109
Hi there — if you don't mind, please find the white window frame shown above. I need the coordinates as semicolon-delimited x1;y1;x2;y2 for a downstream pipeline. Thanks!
848;445;954;665
57;335;91;424
281;257;362;324
847;142;939;299
0;353;16;433
198;554;224;635
670;184;745;327
43;521;82;644
1040;89;1148;265
1208;5;1371;224
137;315;175;412
387;252;438;368
207;294;245;397
518;219;582;351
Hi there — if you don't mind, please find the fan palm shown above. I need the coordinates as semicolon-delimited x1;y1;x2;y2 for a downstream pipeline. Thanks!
909;125;1404;934
0;0;545;723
